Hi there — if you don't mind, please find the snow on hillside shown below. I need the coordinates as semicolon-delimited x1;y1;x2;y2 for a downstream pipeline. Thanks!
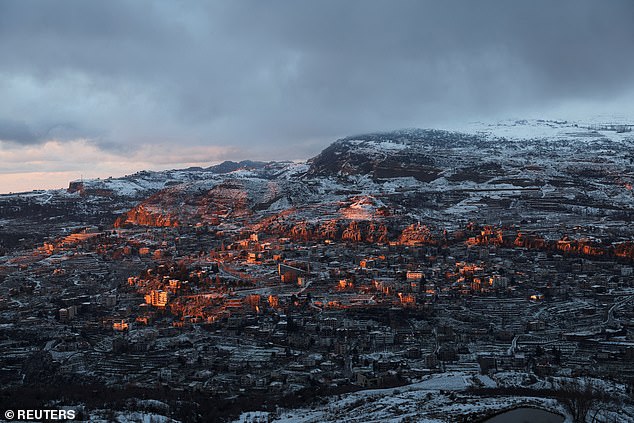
231;371;634;423
6;118;632;234
339;196;387;220
452;119;634;144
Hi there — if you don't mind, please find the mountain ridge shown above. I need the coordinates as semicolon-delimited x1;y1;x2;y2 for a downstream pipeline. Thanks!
2;119;634;263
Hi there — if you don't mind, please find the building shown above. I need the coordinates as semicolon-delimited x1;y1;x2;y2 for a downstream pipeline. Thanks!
145;290;169;308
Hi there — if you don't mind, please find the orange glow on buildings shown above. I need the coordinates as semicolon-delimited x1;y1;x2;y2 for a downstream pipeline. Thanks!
145;290;169;308
268;295;279;308
337;279;354;290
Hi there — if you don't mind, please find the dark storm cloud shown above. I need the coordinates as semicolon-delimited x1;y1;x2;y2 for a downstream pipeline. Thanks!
0;119;39;144
0;117;93;146
1;0;633;158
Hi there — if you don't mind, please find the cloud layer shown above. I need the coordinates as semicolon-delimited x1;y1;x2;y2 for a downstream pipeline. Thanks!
1;0;634;191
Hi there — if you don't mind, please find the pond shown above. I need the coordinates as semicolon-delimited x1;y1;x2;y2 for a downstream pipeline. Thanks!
484;407;564;423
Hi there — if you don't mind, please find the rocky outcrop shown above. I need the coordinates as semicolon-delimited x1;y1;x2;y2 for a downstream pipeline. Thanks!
398;223;436;245
306;129;485;182
514;232;547;249
318;219;340;240
67;181;85;194
289;222;313;241
341;221;363;242
366;222;389;243
263;217;395;244
114;205;179;228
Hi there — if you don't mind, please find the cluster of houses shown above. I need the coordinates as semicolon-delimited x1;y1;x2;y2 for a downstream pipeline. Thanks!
2;221;634;401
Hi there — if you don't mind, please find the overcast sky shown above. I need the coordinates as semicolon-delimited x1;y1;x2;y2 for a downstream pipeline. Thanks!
1;0;634;192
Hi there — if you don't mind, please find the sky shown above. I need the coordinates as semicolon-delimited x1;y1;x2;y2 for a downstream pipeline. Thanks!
1;0;634;193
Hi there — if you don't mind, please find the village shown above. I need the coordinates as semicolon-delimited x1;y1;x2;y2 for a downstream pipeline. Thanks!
2;217;634;416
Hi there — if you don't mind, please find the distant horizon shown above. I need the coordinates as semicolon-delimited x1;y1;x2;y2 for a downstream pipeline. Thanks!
3;116;633;194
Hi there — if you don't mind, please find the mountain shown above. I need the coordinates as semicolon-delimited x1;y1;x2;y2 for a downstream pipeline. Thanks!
204;160;269;174
114;120;634;230
306;129;450;181
2;119;634;251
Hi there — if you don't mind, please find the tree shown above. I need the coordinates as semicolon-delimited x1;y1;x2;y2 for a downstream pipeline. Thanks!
558;379;600;423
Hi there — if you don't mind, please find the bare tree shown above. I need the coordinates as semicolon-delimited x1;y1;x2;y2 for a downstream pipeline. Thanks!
558;378;600;423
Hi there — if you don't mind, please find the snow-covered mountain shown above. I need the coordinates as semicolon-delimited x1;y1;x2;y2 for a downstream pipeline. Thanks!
107;120;633;232
2;119;633;247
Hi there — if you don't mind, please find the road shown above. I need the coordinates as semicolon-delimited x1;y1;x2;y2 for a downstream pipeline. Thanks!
604;294;634;325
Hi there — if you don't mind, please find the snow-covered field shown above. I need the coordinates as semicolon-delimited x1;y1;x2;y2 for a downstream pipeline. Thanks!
233;370;634;423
